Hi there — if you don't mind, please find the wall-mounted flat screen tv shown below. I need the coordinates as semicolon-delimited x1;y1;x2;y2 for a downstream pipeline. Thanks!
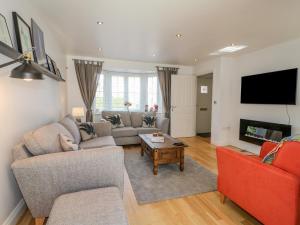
241;68;298;105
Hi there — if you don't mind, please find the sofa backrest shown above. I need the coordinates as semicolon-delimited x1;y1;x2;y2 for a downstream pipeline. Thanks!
130;112;156;128
273;141;300;177
102;111;132;127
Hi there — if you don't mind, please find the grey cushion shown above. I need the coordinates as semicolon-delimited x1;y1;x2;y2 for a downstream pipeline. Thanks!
23;123;74;156
46;187;128;225
112;127;138;138
102;111;132;127
131;112;156;128
80;136;116;149
136;127;160;134
59;116;81;144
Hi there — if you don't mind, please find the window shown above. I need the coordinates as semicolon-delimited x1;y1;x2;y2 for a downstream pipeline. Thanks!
148;76;158;108
111;76;124;110
95;74;104;109
94;71;162;112
128;77;140;110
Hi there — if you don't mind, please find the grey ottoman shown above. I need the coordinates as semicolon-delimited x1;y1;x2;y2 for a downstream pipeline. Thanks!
46;187;128;225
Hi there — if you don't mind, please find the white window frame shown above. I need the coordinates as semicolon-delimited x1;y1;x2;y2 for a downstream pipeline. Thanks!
94;70;162;113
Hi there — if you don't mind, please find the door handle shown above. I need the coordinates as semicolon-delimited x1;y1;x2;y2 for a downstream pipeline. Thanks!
171;105;176;112
200;107;208;111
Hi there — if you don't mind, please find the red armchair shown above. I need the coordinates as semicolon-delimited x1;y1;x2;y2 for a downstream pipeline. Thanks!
217;142;300;225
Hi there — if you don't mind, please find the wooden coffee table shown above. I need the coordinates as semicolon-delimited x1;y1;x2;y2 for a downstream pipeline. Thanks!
139;134;187;175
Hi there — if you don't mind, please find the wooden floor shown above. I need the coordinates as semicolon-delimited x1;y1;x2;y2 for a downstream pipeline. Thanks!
17;136;261;225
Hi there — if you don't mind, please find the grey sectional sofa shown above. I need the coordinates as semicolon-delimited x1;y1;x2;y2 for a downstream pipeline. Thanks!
11;116;127;224
102;111;169;145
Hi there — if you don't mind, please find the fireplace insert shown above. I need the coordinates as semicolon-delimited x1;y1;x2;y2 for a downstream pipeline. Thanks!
239;119;291;145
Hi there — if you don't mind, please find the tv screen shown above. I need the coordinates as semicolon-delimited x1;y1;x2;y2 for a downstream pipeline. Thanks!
241;68;298;105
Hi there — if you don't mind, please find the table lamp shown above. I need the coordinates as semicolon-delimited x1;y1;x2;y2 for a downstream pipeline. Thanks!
72;107;84;122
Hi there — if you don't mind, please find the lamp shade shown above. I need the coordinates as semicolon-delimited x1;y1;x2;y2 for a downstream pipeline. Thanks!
10;61;43;80
72;107;85;117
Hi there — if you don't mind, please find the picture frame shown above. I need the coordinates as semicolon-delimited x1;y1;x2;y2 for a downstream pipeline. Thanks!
31;19;47;67
52;59;61;77
51;59;62;79
0;13;13;48
46;54;55;73
12;12;34;59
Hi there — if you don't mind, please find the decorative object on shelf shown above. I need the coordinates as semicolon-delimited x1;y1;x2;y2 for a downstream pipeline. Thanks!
31;19;47;68
144;104;148;112
124;101;132;112
46;54;55;73
124;101;132;124
72;107;85;122
0;52;43;81
0;13;13;48
12;12;34;60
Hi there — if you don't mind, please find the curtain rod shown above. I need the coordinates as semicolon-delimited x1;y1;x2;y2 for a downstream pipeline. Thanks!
103;69;156;74
72;59;104;63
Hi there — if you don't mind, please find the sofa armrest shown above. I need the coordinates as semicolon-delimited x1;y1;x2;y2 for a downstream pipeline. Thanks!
217;147;300;225
93;121;112;137
156;117;169;133
11;146;124;218
259;141;277;158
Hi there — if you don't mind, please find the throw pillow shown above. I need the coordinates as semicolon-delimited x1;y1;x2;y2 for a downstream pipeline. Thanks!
262;135;300;164
79;123;97;141
142;115;156;128
59;134;79;151
106;114;125;128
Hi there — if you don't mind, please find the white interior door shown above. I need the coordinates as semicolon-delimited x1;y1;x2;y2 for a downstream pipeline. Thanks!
171;75;197;138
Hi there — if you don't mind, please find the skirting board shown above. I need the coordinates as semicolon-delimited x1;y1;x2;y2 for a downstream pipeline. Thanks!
2;199;26;225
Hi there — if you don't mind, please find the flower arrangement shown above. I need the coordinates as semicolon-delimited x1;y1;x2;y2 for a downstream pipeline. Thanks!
124;101;132;113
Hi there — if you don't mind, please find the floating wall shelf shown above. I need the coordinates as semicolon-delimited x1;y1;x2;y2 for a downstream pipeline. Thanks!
0;41;65;82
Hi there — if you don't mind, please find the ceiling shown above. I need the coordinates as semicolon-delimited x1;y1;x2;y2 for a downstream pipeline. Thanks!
29;0;300;65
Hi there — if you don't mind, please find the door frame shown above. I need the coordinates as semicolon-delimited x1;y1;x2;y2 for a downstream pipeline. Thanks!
195;72;214;138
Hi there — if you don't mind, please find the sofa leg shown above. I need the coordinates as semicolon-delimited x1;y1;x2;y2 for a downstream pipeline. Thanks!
220;193;226;204
35;217;45;225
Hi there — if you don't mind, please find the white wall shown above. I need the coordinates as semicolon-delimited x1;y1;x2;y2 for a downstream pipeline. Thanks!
0;0;67;224
65;55;194;115
195;38;300;154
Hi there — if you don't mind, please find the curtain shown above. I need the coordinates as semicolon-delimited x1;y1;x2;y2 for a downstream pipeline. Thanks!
156;66;179;120
74;60;103;122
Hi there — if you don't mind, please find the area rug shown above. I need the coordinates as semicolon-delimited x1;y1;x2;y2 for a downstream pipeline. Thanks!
124;150;217;204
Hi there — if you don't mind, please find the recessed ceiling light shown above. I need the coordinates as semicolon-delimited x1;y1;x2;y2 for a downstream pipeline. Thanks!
194;58;199;62
98;47;102;51
97;21;103;25
176;34;183;38
152;53;156;57
219;44;247;53
210;44;247;56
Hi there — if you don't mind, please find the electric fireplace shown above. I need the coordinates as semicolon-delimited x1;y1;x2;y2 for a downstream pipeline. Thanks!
239;119;291;145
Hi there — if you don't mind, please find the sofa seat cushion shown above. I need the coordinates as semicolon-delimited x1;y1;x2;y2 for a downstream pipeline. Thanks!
59;116;81;144
112;127;138;138
136;127;160;134
23;123;74;156
46;187;128;225
80;136;116;149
